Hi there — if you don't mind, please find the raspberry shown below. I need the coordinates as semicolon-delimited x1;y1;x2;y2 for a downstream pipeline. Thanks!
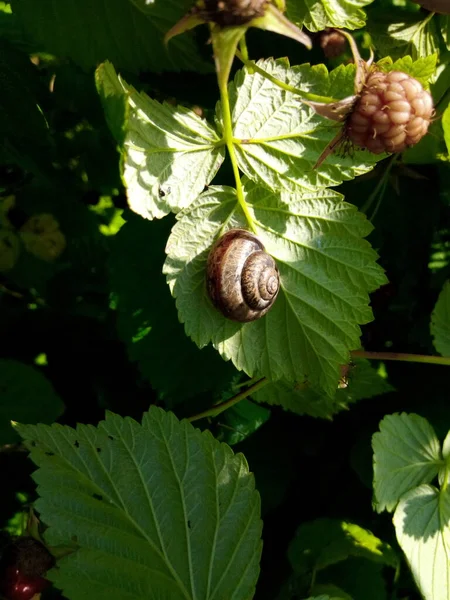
346;70;433;154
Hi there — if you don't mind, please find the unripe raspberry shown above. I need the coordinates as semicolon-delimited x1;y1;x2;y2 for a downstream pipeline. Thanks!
347;70;433;154
319;29;347;59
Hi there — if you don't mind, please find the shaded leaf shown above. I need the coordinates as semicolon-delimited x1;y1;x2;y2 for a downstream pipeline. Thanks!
253;358;394;418
11;0;212;74
214;399;271;446
372;413;442;513
0;360;64;444
431;280;450;356
394;484;450;600
16;407;262;599
97;62;224;220
164;180;386;397
110;212;236;404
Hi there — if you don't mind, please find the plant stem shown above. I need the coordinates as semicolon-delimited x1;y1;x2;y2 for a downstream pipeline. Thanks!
235;49;339;104
351;349;450;366
187;377;269;422
239;35;250;64
218;76;256;231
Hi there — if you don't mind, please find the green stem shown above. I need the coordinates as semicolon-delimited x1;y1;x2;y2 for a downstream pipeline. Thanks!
351;349;450;366
187;377;269;422
239;35;250;64
235;49;339;104
441;462;449;494
218;75;256;231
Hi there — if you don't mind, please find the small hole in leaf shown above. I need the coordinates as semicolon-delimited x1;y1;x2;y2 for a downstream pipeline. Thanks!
96;447;101;453
187;520;191;529
74;440;80;448
108;435;114;441
30;441;37;447
45;451;54;456
92;493;103;502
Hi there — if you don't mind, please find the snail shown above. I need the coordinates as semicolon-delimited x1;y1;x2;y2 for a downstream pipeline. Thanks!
206;229;280;322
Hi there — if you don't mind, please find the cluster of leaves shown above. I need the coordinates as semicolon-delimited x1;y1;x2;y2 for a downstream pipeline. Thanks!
1;0;450;599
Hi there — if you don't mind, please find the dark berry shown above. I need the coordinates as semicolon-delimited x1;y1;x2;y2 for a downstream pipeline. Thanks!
319;29;347;58
196;0;267;26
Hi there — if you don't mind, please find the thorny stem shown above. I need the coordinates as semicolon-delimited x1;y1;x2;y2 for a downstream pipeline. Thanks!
235;49;339;104
187;377;269;422
351;350;450;366
218;75;257;231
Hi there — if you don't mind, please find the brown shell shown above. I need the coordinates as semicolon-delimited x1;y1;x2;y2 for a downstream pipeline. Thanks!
206;229;280;322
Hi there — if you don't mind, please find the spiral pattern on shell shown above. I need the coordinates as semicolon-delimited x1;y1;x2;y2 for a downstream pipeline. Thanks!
347;70;434;154
206;229;280;322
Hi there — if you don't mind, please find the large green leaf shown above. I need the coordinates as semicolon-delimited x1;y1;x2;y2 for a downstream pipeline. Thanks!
393;484;450;600
224;59;381;195
286;0;374;31
110;212;236;404
253;358;394;418
0;360;64;444
164;180;386;397
10;0;211;74
16;407;262;599
97;62;225;220
431;280;450;356
372;413;443;513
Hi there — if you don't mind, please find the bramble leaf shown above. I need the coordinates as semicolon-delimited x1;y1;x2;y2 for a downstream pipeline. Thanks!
393;484;450;600
440;15;450;49
286;0;374;31
11;0;212;73
377;54;437;89
372;413;442;513
253;358;394;418
164;180;386;397
0;360;64;444
431;281;450;356
96;62;225;220
16;407;262;600
223;59;382;195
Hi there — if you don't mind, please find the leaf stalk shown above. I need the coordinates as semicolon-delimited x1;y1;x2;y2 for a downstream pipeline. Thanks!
351;350;450;366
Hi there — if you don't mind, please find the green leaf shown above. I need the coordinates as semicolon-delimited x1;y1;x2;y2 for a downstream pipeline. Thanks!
318;558;387;600
440;15;450;49
286;0;374;31
372;413;443;513
253;358;394;419
97;63;225;220
110;213;236;404
393;484;450;600
164;180;386;397
377;54;437;89
225;59;382;195
443;106;450;157
288;518;398;575
16;407;262;600
368;12;440;61
11;0;212;74
0;360;64;444
431;281;450;356
214;399;271;446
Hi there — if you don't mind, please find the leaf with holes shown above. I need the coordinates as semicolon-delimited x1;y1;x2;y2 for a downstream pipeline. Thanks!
222;58;382;195
96;62;225;220
15;407;262;600
164;179;386;397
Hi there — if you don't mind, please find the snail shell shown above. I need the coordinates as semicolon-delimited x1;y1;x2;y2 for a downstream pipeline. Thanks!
206;229;280;322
